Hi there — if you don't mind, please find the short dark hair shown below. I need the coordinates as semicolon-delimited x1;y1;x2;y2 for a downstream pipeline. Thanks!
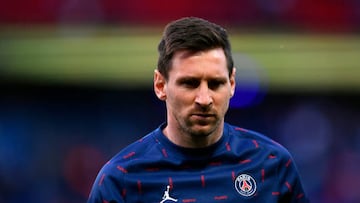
157;17;234;80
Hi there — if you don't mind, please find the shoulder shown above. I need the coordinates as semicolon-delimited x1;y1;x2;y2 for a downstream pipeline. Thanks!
88;143;152;202
88;129;161;197
224;123;309;203
225;123;292;159
106;129;160;169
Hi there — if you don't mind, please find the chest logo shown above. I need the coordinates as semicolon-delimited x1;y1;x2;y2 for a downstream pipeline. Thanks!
160;185;178;203
234;174;257;197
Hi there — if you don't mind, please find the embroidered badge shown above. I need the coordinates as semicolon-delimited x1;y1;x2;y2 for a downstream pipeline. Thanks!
234;173;257;197
160;185;178;203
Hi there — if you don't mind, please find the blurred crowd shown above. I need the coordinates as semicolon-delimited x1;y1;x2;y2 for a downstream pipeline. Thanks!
1;0;360;33
1;1;360;202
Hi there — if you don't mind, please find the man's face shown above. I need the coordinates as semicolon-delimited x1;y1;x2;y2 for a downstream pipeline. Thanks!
155;48;236;138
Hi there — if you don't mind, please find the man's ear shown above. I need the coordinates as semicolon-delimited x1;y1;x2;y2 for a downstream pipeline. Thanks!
230;67;236;97
154;69;167;100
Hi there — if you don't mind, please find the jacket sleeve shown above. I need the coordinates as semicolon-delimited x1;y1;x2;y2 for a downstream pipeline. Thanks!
87;162;125;203
277;152;310;203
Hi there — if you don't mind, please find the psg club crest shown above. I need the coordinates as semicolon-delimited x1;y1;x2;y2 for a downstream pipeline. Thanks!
234;173;257;197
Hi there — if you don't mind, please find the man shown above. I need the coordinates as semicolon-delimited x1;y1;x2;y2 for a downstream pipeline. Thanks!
88;17;309;203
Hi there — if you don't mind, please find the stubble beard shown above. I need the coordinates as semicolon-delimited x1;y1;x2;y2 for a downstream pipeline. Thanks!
177;114;222;139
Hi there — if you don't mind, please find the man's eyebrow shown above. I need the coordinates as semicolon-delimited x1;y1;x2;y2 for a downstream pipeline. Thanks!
210;77;228;82
176;76;228;84
176;76;199;83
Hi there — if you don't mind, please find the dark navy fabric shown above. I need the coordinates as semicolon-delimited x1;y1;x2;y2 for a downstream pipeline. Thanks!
88;123;309;203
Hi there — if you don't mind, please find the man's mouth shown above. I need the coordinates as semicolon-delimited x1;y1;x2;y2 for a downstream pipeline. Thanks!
191;113;215;119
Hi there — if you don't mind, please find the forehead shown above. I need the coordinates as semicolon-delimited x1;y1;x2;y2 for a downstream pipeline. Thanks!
169;48;228;78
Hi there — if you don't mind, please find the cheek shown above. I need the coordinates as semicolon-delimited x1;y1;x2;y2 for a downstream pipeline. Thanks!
173;93;192;107
166;89;190;108
215;94;231;111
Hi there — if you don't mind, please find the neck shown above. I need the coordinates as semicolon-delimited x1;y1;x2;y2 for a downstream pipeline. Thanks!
163;122;224;148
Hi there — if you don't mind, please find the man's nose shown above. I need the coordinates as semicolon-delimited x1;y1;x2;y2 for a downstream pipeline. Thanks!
195;84;213;106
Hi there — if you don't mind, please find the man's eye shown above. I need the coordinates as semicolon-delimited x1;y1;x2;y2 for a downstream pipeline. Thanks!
181;80;199;88
208;80;224;89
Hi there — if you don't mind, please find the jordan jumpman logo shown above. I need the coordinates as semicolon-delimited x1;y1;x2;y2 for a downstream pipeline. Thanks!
160;185;178;203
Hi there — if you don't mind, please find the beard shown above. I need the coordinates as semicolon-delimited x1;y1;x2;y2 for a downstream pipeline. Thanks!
175;112;222;138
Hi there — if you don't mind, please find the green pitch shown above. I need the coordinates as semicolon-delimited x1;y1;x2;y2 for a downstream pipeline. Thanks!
1;26;359;92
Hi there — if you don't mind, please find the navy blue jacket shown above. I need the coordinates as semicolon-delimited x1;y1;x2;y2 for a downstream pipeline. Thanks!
88;123;309;203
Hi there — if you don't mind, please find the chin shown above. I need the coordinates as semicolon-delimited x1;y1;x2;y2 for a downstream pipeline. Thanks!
188;125;216;137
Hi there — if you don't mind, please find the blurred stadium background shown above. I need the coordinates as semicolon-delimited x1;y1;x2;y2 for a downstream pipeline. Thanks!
0;0;360;202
